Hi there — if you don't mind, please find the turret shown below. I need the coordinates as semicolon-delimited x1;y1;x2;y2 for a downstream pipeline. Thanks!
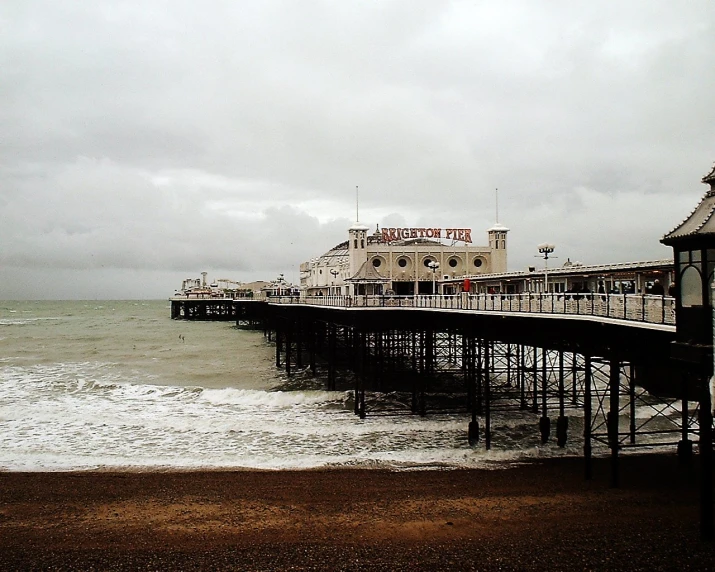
487;223;509;273
348;222;370;291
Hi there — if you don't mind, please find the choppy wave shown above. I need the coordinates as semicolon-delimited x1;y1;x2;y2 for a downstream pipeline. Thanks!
0;317;62;326
0;358;587;472
3;301;675;472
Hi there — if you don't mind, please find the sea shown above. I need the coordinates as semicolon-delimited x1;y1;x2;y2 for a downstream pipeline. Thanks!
0;300;586;471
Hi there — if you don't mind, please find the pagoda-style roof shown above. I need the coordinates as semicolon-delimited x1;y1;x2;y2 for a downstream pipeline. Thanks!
661;162;715;245
345;261;390;283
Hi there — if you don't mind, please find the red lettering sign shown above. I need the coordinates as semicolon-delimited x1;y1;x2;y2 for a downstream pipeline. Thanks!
380;228;472;244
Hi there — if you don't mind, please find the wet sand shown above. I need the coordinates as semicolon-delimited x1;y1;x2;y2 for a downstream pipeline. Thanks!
1;454;713;571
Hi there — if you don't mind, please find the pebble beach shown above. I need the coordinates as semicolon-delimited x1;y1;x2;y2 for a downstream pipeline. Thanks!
1;454;714;571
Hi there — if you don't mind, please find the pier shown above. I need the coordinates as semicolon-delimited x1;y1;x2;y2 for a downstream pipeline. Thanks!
168;163;715;540
171;288;713;538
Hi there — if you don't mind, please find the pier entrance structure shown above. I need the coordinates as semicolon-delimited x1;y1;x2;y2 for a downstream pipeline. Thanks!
299;222;508;297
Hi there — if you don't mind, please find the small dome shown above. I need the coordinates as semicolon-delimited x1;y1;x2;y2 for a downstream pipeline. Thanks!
349;221;370;231
487;223;510;232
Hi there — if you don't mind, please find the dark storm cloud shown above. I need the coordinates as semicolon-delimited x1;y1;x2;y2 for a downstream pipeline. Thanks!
0;0;713;298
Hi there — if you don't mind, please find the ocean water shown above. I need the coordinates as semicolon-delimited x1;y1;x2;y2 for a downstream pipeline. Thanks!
0;300;586;471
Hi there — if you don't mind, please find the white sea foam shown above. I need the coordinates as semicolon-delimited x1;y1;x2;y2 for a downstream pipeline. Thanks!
0;300;683;471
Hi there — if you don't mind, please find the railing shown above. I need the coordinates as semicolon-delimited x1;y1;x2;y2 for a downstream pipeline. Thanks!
170;293;256;300
264;293;676;326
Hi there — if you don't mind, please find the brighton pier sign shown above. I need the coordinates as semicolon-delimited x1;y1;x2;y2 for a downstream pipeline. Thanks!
381;227;472;244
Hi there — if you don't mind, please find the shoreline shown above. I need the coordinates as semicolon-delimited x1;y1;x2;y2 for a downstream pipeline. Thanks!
2;453;713;570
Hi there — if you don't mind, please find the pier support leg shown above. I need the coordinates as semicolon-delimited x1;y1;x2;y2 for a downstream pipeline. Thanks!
309;323;316;376
285;328;292;377
557;349;568;448
519;344;528;410
295;325;303;370
532;346;539;414
571;352;578;405
275;327;282;368
678;373;693;463
476;339;483;416
327;324;336;391
539;348;550;444
699;373;714;541
584;355;593;480
485;340;492;450
627;364;636;445
463;335;472;411
466;334;480;446
608;356;620;488
506;343;512;387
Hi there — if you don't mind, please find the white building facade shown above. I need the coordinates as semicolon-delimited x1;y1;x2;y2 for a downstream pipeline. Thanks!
300;222;509;296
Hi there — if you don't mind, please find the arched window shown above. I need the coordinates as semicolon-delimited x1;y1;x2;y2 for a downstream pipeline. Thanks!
680;265;702;307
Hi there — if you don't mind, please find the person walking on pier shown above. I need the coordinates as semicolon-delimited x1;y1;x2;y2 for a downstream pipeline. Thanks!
650;279;664;296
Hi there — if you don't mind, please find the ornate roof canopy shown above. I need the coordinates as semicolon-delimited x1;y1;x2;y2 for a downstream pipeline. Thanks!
661;162;715;246
345;261;389;283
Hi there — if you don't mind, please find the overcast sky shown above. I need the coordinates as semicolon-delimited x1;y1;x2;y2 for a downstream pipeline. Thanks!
1;1;714;299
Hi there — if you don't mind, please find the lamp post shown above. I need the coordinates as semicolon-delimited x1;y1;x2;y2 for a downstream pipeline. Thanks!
330;269;339;295
428;260;440;295
276;273;285;296
537;243;555;293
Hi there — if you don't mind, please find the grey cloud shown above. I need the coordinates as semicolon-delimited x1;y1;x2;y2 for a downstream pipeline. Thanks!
0;0;713;298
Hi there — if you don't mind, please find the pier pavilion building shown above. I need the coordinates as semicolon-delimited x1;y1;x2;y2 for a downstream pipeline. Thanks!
300;222;509;296
442;258;675;296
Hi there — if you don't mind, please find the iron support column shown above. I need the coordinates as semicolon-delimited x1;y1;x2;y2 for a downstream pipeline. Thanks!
584;355;592;480
539;348;550;443
285;327;292;377
678;373;693;463
699;373;714;541
629;364;636;445
275;327;282;368
485;340;492;450
532;346;539;413
556;348;568;447
608;355;620;488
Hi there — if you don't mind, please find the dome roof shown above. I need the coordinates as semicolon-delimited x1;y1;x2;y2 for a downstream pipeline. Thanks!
487;223;510;232
349;221;370;231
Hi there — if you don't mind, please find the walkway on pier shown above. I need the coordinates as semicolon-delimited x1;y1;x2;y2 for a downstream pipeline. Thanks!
266;292;676;329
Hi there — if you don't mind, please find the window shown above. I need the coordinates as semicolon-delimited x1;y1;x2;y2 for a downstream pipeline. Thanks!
372;258;381;267
680;266;703;307
424;257;436;267
448;258;458;268
398;258;408;268
354;239;357;248
473;258;483;268
361;240;365;248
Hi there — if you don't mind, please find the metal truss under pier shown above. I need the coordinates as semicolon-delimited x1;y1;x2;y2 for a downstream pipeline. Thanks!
173;298;714;538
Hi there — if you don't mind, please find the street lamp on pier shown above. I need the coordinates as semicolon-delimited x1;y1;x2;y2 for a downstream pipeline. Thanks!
330;269;339;295
427;260;440;295
537;243;556;293
275;273;286;296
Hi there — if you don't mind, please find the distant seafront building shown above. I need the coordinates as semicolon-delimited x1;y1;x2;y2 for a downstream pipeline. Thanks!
300;222;509;296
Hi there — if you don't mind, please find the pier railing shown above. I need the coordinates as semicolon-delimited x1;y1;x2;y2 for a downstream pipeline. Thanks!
265;292;676;326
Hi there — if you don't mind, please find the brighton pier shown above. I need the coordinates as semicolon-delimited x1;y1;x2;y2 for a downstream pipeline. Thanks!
170;164;715;540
